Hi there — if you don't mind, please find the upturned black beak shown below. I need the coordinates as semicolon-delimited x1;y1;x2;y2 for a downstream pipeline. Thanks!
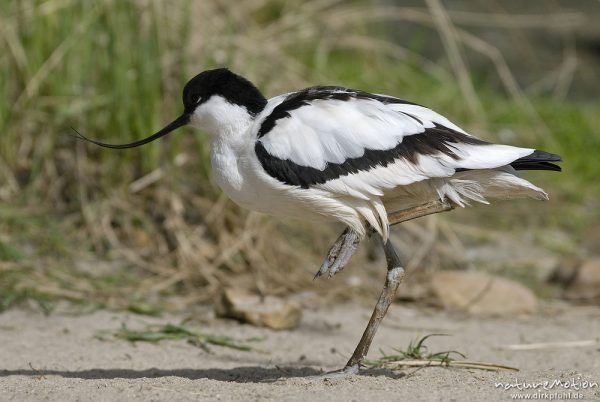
72;114;189;149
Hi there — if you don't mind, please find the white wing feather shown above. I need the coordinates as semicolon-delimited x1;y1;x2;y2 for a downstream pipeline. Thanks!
258;96;533;199
259;98;424;169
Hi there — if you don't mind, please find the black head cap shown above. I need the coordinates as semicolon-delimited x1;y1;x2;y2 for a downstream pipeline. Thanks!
182;68;267;116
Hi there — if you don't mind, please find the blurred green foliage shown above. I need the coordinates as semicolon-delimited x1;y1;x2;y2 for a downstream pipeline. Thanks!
1;1;597;200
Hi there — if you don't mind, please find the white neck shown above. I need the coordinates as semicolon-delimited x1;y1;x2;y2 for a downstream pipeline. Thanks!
190;95;256;197
189;95;254;139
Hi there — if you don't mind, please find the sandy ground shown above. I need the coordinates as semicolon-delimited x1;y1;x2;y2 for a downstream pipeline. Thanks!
1;302;599;401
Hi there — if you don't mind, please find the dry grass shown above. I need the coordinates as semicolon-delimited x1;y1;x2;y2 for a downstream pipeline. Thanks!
365;334;519;372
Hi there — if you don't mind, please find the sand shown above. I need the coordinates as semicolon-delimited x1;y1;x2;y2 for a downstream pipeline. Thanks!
1;302;599;401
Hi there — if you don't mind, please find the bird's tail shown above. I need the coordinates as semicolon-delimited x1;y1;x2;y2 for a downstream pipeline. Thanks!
510;150;562;172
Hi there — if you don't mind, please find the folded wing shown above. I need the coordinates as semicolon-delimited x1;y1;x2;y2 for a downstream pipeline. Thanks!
255;87;535;199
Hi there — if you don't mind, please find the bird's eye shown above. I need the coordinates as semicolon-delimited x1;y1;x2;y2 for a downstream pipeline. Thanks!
183;92;202;112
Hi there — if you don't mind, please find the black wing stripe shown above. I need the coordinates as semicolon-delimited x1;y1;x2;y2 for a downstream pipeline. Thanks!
256;125;489;188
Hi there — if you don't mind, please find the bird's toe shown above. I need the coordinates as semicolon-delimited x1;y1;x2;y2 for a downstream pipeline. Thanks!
307;364;360;380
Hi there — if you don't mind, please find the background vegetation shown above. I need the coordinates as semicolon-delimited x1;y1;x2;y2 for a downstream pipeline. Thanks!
0;0;598;313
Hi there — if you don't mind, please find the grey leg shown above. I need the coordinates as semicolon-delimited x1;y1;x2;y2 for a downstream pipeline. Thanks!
345;238;404;369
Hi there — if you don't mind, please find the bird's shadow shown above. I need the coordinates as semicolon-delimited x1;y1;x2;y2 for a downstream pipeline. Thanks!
0;366;399;383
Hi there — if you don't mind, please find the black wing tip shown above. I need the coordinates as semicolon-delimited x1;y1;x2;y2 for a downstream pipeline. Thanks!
526;149;562;162
513;161;562;172
511;149;563;172
541;161;562;172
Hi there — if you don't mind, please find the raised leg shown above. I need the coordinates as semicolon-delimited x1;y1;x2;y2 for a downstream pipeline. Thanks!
314;227;361;279
314;200;453;280
345;238;404;369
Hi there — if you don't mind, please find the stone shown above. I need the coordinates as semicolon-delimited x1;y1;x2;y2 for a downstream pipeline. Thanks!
428;271;538;315
563;258;600;302
215;288;302;330
548;257;581;286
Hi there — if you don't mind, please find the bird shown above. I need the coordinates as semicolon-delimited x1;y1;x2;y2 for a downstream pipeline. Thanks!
74;67;561;377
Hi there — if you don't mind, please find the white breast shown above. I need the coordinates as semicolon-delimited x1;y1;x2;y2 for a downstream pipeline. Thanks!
210;137;258;209
210;136;328;221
